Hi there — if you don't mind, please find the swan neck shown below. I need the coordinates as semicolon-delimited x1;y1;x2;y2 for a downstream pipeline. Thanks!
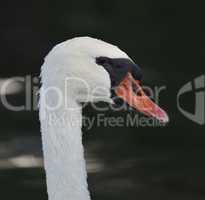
40;98;91;200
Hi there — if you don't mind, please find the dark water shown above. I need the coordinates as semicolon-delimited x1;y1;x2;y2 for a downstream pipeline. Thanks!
1;107;205;200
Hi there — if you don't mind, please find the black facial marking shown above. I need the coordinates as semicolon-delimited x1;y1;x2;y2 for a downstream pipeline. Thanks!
96;57;142;87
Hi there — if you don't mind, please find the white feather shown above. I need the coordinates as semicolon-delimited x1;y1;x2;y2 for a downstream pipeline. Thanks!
39;37;130;200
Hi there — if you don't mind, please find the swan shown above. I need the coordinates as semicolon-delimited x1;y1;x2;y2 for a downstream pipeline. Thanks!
39;37;169;200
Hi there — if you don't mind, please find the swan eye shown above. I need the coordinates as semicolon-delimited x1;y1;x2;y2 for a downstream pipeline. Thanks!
96;56;142;87
96;57;111;66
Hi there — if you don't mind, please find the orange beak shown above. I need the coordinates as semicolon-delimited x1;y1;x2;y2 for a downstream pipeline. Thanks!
115;73;169;123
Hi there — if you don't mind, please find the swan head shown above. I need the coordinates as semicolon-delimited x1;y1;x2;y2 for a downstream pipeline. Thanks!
41;37;168;123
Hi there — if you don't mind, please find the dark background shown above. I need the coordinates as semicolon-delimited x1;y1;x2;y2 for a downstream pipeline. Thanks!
0;1;205;200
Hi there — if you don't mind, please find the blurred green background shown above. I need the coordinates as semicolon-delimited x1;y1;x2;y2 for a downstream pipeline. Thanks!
0;0;205;199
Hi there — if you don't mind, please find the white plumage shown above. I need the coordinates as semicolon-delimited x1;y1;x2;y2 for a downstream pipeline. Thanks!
39;37;131;200
39;36;168;200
